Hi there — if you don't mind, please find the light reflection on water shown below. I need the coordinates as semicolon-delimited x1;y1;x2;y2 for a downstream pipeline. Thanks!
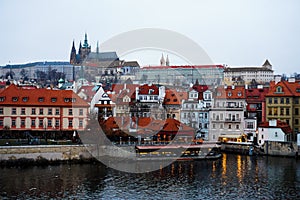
0;154;300;199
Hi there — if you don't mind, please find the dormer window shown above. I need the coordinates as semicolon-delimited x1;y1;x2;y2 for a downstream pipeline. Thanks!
38;97;44;102
276;86;283;93
228;92;232;97
237;92;242;97
12;97;18;102
22;97;28;102
51;98;57;103
0;97;5;102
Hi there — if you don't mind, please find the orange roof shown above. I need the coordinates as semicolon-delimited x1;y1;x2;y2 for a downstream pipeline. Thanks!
215;85;245;99
266;80;300;97
0;84;89;107
163;89;182;105
258;120;292;134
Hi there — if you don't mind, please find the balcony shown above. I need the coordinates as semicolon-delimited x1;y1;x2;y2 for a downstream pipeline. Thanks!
225;118;241;122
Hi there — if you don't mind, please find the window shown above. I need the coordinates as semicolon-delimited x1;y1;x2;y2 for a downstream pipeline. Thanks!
0;97;5;102
68;119;73;127
55;119;59;127
12;97;18;102
280;98;284;104
275;132;278;137
228;124;232;129
79;109;83;116
12;108;16;115
274;107;278;115
247;122;254;129
236;125;239;129
48;119;52;127
286;98;290;104
286;108;290;115
79;119;83;128
21;119;25;127
21;108;25;115
0;119;3;126
295;98;299;104
295;119;299;125
0;108;3;115
237;92;242;97
274;98;278;104
48;108;52;115
276;86;282;93
268;98;272;104
32;108;36;115
22;97;28;102
280;108;284;115
262;134;264;139
69;109;73;115
296;108;299;115
38;97;44;102
11;119;16;127
31;119;35;127
51;98;57;103
39;108;43;115
212;123;216;129
55;108;59;115
39;119;43;127
220;124;223;129
228;92;232;97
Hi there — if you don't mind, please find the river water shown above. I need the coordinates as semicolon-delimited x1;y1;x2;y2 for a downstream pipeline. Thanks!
0;154;300;199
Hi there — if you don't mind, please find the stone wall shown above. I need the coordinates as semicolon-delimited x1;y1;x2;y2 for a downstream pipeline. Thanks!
264;141;298;157
0;145;136;162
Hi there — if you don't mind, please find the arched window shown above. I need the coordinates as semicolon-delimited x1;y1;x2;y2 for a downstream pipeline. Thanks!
276;86;282;93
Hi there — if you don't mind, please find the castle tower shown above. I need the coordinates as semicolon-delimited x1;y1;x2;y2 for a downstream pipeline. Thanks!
80;33;91;62
96;41;99;54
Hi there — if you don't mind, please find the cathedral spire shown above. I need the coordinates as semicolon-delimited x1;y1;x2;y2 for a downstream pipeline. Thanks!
83;33;89;48
78;41;82;55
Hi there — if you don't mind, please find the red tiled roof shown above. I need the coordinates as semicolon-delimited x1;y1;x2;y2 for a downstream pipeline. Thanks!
138;84;159;95
215;85;245;99
246;87;269;103
0;84;89;107
258;120;292;134
163;89;182;105
266;80;300;97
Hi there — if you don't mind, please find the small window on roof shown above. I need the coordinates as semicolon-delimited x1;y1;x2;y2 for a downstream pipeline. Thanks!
276;86;282;93
38;97;44;102
237;92;242;96
12;97;18;102
228;92;232;97
22;97;28;102
51;98;57;102
0;97;5;102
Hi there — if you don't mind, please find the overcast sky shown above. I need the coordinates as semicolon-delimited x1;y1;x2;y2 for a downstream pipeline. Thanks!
0;0;299;74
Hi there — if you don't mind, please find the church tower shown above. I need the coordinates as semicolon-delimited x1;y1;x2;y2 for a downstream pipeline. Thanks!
80;33;91;62
160;53;166;66
70;40;77;65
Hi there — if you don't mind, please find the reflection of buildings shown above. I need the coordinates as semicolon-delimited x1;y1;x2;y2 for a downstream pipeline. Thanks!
224;59;274;85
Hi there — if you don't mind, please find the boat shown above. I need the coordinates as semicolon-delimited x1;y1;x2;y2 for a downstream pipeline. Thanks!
135;143;222;161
